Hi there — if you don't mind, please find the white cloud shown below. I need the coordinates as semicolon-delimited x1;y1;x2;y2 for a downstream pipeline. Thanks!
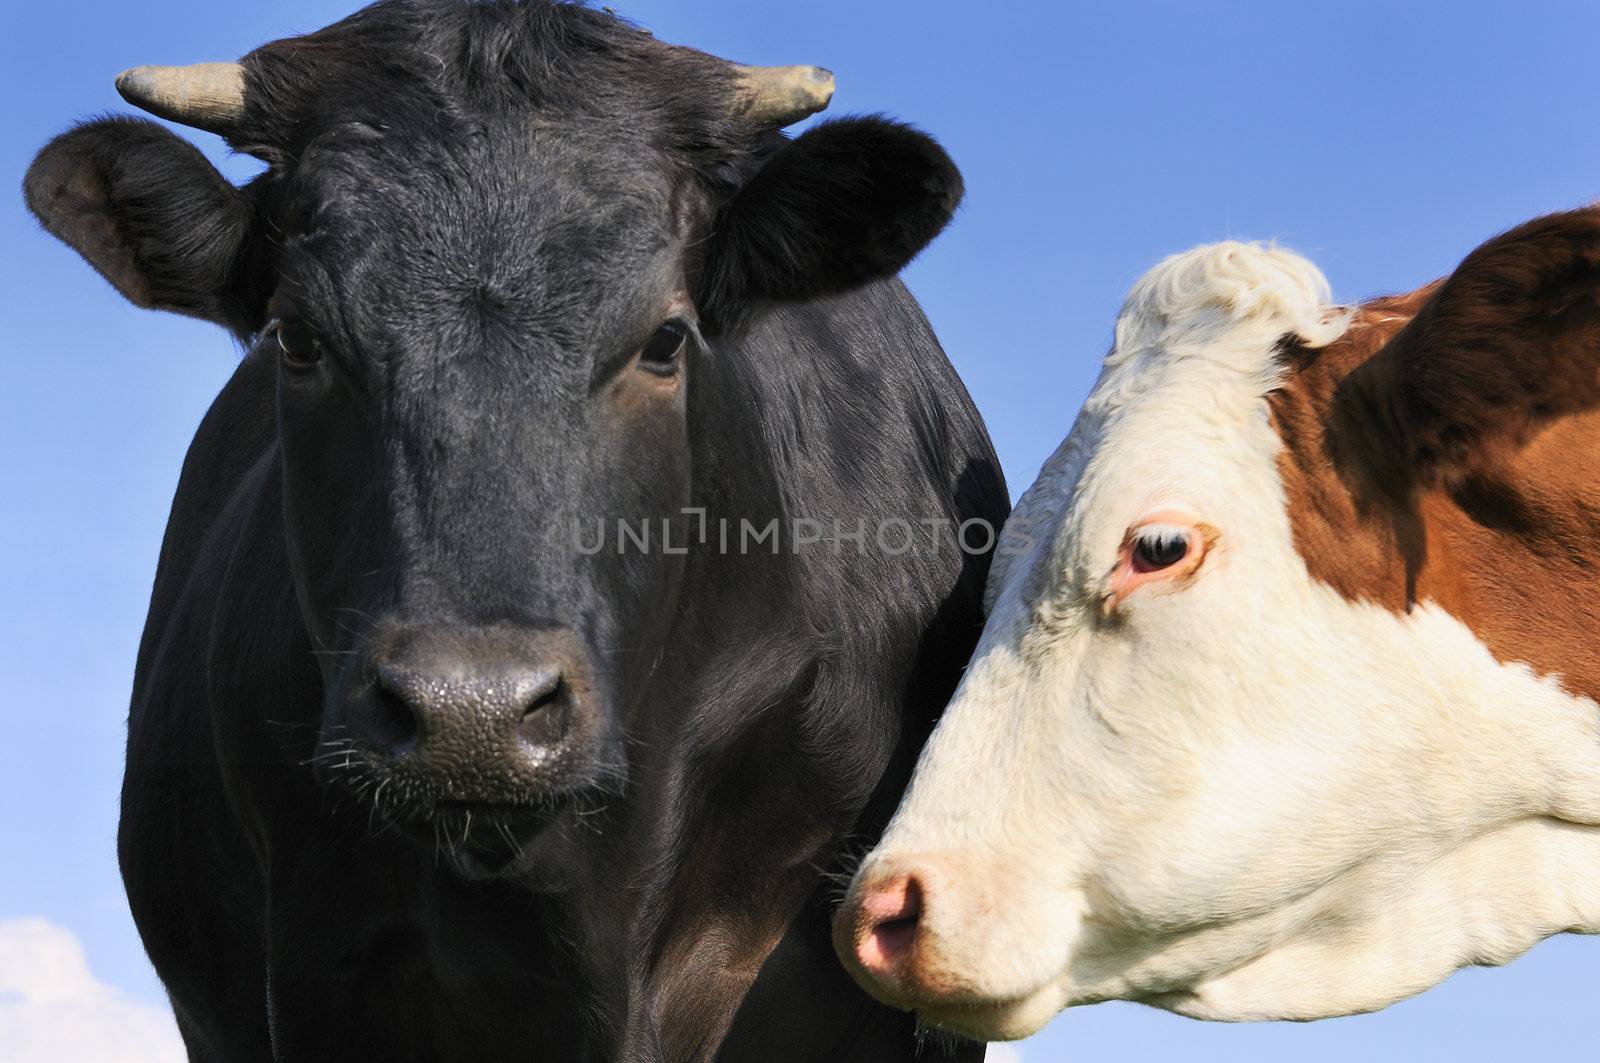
0;918;184;1063
985;1044;1026;1063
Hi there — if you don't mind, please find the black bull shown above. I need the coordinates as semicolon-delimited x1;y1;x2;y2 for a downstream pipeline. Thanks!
24;2;1008;1059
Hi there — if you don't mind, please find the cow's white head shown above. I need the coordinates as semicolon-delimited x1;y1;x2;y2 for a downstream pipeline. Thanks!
835;218;1600;1040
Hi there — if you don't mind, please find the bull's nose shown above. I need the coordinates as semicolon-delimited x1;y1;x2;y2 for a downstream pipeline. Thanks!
368;659;570;760
343;623;596;784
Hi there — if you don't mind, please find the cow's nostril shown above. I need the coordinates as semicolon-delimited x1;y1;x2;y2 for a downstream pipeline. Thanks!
516;678;571;750
855;874;923;978
870;913;919;963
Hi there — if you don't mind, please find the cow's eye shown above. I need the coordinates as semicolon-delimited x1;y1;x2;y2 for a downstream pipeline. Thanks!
639;320;687;374
1130;527;1190;572
273;319;323;371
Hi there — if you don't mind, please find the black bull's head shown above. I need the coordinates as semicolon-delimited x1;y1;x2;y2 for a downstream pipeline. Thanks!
26;2;967;875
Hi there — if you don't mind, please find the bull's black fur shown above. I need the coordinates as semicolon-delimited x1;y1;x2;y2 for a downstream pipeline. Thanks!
25;2;1007;1060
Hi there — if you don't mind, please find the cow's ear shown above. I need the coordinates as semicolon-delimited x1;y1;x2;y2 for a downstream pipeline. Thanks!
699;116;962;329
1340;206;1600;489
24;117;259;331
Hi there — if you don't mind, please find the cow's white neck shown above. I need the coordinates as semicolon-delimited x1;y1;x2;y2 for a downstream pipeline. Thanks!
858;242;1600;1038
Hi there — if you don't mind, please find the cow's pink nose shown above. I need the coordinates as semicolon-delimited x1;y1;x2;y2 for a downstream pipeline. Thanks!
852;873;924;977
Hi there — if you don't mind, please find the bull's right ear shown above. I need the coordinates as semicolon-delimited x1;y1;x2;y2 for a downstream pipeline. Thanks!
697;116;962;332
24;117;258;331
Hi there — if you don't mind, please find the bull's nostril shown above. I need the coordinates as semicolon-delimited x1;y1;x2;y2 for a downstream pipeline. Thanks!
368;683;420;756
855;875;923;977
516;678;570;750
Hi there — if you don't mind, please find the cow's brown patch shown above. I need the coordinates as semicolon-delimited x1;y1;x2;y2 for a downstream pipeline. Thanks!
1270;207;1600;702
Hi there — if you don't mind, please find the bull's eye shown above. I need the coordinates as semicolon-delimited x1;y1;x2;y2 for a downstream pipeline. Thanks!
1130;527;1190;572
272;319;323;371
639;320;687;375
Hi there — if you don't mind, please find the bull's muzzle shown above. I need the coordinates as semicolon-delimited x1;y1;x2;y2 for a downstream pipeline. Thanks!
337;621;606;806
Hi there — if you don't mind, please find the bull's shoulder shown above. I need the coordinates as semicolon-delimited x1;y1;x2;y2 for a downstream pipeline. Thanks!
131;348;279;701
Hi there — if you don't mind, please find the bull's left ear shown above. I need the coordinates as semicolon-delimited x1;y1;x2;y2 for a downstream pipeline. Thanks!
1340;205;1600;488
699;116;962;327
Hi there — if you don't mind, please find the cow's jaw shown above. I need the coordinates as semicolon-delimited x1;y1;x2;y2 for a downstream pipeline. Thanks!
837;241;1600;1038
1147;813;1600;1021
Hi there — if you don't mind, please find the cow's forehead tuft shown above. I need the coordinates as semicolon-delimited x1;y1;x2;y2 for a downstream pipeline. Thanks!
1060;242;1349;484
1105;242;1348;389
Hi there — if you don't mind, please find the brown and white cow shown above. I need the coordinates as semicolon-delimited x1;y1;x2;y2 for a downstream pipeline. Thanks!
832;210;1600;1040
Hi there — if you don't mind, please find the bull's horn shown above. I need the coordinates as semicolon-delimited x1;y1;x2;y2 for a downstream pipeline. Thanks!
115;62;246;135
731;64;835;128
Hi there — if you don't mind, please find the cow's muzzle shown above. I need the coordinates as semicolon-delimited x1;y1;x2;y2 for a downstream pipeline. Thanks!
832;851;1074;1041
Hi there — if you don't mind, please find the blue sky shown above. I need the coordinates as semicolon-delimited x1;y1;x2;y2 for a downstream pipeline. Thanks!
2;1;1598;1059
